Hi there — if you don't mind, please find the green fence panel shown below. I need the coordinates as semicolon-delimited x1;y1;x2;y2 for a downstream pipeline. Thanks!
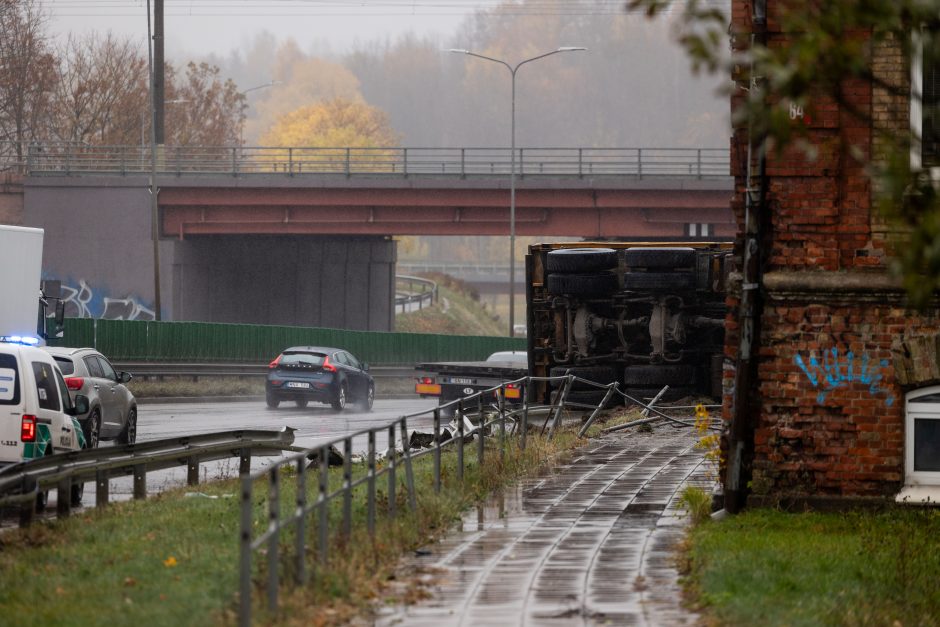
48;318;525;364
49;318;95;349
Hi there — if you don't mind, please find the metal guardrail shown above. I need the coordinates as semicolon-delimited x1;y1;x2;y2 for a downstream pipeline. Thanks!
14;143;731;179
394;274;438;314
0;428;295;526
236;373;722;625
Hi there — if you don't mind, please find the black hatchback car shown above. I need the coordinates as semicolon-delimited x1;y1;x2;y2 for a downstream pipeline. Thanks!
266;346;374;412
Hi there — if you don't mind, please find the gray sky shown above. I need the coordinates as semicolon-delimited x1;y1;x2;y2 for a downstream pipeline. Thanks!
43;1;501;56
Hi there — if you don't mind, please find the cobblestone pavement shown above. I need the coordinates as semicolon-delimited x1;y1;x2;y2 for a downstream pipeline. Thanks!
376;425;713;626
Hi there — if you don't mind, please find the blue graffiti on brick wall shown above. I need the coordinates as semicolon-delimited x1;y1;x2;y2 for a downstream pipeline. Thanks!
54;278;155;321
794;348;894;406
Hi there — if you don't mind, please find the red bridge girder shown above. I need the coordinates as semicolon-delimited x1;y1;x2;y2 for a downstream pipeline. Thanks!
159;186;733;238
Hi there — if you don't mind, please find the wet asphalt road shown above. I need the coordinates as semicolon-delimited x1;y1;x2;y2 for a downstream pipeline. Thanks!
137;397;440;450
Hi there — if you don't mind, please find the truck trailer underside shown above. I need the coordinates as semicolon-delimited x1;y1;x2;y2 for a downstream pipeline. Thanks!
526;243;732;407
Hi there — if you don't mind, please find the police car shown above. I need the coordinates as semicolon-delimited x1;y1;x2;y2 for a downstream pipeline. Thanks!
0;337;90;505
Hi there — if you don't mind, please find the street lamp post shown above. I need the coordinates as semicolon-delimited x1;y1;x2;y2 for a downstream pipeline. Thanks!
449;47;586;337
240;81;280;148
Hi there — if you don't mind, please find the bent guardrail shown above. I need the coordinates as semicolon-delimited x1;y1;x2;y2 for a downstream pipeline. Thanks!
236;373;721;625
0;369;717;624
0;428;295;526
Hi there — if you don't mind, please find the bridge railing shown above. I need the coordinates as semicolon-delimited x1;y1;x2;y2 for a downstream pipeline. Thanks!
18;143;730;178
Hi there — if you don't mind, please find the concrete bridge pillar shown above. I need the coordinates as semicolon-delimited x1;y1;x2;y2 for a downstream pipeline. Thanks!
0;174;23;225
172;235;395;330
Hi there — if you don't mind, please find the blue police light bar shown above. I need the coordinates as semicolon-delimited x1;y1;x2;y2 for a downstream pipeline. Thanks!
0;335;40;346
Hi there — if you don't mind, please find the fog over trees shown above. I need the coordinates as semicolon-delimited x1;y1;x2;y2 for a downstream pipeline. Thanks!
4;0;727;152
211;2;728;148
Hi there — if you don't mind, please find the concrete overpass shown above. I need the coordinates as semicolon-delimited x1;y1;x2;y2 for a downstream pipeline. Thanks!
15;145;733;329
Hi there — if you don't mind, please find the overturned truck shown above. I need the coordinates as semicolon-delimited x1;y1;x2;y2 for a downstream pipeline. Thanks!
526;242;732;407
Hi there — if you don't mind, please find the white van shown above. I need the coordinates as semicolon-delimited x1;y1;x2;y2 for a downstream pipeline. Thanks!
0;339;89;503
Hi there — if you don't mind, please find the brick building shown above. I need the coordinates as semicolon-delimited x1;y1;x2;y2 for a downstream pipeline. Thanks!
723;1;940;508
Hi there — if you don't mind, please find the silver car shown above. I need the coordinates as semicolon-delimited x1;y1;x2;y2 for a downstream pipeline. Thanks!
43;347;137;447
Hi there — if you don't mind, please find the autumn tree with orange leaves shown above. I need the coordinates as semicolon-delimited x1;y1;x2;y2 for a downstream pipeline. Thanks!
260;98;399;148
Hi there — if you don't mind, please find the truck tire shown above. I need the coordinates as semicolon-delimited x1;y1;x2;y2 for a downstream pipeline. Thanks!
546;248;618;273
565;389;622;409
623;247;696;269
547;272;618;297
623;364;696;387
549;366;618;390
622;271;695;292
623;386;695;404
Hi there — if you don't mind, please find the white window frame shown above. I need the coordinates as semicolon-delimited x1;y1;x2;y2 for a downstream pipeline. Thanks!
904;385;940;486
911;29;924;170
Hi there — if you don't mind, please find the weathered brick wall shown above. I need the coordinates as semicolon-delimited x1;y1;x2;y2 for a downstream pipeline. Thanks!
753;299;908;496
725;5;938;501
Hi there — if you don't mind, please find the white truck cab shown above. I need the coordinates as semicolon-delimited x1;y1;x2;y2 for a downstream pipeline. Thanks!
0;339;88;469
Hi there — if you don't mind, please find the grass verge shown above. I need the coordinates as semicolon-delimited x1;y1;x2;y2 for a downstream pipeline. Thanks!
683;506;940;626
127;375;264;398
0;421;589;626
394;274;504;336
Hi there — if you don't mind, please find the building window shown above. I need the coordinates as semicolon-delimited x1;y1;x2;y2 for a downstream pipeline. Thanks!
686;223;712;237
912;32;940;169
905;386;940;485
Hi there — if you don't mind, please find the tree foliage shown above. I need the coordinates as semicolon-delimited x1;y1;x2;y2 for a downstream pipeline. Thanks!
242;39;361;145
0;3;246;160
165;62;246;146
260;98;400;148
0;0;56;160
354;0;725;148
631;0;940;306
221;1;728;150
50;31;148;145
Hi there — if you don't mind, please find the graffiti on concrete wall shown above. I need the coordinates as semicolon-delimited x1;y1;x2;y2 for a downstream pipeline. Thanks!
58;278;155;321
794;347;894;406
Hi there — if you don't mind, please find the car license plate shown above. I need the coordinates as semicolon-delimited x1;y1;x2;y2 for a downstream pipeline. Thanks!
286;382;310;389
450;377;473;385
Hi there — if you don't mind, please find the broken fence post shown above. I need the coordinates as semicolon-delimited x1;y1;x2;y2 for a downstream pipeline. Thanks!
578;382;618;438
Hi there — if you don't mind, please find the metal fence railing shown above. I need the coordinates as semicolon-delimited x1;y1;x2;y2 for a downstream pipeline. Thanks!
13;144;731;179
0;367;721;624
236;373;722;625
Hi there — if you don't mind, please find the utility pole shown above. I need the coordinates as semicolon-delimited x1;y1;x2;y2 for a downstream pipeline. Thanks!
725;0;768;514
153;0;165;145
147;0;162;320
